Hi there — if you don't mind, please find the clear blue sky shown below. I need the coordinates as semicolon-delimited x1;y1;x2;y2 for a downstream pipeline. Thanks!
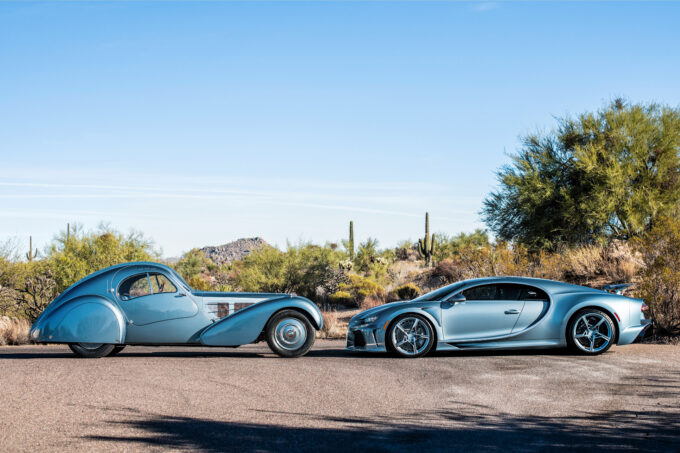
1;1;679;257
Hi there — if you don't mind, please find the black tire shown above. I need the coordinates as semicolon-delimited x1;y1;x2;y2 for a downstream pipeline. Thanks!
386;313;435;358
265;310;316;358
107;345;126;356
68;343;116;359
567;308;616;355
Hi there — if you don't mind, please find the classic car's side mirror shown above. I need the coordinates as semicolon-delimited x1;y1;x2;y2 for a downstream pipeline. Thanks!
176;292;187;298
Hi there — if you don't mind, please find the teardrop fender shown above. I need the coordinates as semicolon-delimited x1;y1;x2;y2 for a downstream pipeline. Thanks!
30;295;126;344
200;296;322;346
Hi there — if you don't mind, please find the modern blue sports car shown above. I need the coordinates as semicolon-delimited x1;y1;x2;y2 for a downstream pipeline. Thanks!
347;276;651;358
30;262;323;358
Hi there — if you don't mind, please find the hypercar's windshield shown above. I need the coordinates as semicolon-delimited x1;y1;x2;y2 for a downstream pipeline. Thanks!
412;282;465;302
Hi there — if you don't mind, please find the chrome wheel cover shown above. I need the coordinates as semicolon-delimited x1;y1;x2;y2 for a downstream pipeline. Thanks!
391;316;431;356
273;318;307;351
78;343;104;350
572;313;613;353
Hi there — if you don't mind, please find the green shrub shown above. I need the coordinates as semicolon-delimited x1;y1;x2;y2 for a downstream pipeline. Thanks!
328;291;353;307
174;249;215;280
395;283;421;300
635;217;680;336
334;274;385;308
229;243;346;301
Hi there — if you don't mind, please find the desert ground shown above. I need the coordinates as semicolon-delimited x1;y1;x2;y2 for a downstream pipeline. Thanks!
1;341;679;452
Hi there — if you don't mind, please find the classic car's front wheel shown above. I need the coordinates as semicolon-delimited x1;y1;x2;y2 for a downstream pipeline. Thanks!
265;310;315;358
68;343;116;359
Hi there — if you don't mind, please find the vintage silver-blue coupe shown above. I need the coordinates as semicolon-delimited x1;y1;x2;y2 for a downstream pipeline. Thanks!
347;277;651;358
30;262;323;358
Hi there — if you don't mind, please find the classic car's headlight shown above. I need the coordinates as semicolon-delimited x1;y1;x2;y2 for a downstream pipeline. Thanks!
361;315;378;324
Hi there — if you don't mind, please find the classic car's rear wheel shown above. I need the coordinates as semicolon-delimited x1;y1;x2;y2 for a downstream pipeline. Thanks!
567;309;615;355
68;343;116;359
265;310;315;358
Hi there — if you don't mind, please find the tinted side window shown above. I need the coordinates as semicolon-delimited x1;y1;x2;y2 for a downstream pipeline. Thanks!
462;284;498;300
119;274;151;301
519;286;549;300
496;284;522;300
149;273;177;294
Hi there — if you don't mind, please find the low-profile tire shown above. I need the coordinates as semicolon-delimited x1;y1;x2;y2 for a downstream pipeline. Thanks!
265;310;316;358
68;343;116;359
386;314;435;358
567;308;615;355
107;345;126;356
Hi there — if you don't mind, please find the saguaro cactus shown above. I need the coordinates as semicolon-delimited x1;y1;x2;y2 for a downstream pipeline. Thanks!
26;236;38;262
418;212;436;267
348;221;355;261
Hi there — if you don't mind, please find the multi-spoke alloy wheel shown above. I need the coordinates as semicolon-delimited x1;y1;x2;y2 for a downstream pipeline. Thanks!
387;314;434;358
567;309;615;355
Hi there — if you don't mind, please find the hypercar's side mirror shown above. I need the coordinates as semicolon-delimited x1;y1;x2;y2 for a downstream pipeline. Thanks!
447;294;466;303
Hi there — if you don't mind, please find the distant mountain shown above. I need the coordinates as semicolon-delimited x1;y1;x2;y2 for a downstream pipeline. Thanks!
200;237;268;265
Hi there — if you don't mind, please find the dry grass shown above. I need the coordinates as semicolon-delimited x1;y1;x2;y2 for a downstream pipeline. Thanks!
317;309;360;339
359;295;384;311
0;316;31;346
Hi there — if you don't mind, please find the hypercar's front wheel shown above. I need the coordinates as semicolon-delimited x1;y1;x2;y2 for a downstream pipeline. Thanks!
386;314;434;358
567;309;615;355
68;343;116;359
265;310;315;358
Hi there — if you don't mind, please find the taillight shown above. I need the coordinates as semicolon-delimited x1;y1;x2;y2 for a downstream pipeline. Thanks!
641;303;649;312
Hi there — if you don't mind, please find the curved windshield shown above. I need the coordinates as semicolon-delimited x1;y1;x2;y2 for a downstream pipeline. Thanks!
413;282;465;302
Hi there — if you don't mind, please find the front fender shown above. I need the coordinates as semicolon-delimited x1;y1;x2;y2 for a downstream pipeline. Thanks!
30;295;125;344
200;296;322;346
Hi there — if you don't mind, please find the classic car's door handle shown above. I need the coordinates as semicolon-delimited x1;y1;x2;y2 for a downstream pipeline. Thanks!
504;309;521;315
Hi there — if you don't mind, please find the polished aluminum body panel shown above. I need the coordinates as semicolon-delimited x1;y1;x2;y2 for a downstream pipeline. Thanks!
347;276;651;353
30;261;322;347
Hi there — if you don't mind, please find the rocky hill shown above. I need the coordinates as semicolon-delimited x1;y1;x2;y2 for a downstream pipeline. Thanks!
200;237;268;265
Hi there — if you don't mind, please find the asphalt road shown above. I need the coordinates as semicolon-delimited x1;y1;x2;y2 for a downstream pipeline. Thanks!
1;341;679;452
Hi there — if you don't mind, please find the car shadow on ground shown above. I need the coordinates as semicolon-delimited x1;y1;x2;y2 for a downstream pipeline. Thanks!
0;345;598;360
84;399;680;453
0;344;621;360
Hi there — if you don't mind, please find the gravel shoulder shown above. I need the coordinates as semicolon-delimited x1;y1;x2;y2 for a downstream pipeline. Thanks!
1;342;679;452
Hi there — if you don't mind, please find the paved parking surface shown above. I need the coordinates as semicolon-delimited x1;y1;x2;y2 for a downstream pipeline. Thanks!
1;341;679;452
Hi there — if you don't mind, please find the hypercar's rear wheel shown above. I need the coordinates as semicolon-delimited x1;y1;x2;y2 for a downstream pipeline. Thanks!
265;310;315;358
567;309;615;355
68;343;116;359
386;314;434;358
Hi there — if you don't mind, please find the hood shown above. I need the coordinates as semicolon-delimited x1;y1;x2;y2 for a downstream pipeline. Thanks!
352;301;406;321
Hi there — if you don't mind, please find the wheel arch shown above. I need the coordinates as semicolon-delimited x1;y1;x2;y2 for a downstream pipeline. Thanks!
566;305;620;344
31;295;126;345
385;310;439;348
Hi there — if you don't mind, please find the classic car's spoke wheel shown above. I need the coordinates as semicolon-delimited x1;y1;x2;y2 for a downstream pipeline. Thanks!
265;310;316;358
68;343;116;359
568;309;615;355
387;314;434;358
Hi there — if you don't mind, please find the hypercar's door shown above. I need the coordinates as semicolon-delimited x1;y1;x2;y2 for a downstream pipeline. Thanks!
511;286;549;333
441;284;524;340
117;272;200;343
